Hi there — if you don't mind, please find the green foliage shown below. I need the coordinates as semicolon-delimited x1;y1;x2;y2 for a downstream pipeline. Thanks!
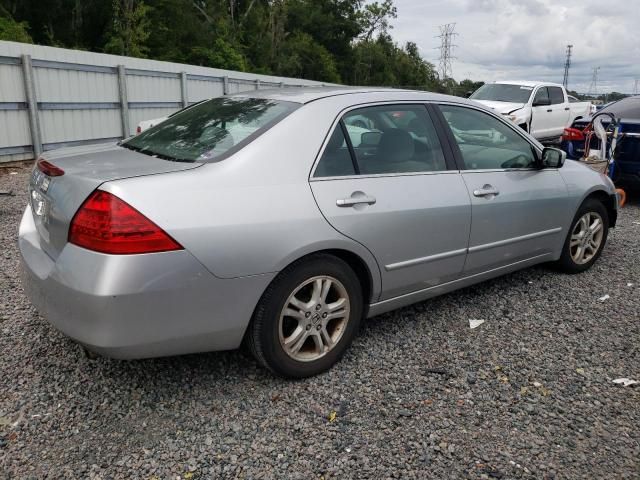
0;0;480;94
0;13;32;43
277;32;340;83
104;0;151;57
188;39;247;71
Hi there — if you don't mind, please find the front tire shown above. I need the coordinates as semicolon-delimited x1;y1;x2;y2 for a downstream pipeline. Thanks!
247;254;363;378
555;198;609;273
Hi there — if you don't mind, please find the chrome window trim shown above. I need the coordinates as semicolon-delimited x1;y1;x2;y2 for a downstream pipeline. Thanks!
309;100;453;180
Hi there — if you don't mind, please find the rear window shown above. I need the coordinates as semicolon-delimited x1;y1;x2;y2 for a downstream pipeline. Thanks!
122;97;298;162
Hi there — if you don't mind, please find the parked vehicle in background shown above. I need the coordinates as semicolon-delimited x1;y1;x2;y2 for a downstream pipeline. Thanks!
20;88;617;378
135;100;206;134
561;96;640;189
471;81;592;142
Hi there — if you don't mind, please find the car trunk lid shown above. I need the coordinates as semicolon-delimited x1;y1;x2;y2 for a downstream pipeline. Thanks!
29;143;201;260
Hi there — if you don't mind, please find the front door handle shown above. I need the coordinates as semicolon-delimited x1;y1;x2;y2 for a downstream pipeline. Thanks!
336;192;377;207
473;185;500;198
547;109;553;112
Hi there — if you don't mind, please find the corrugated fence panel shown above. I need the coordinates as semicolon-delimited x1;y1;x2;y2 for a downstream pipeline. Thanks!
187;79;224;102
127;75;181;103
40;109;122;144
0;110;30;146
34;68;119;103
0;41;331;161
128;107;177;133
0;64;25;102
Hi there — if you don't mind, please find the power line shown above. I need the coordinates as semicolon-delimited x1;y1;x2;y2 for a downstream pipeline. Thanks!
562;44;573;88
436;23;457;82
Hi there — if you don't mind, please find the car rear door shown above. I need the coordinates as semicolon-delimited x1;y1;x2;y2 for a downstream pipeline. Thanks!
310;103;471;301
548;86;571;137
530;86;553;138
435;103;569;275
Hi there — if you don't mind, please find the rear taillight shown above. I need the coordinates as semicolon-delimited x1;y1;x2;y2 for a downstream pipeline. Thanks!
562;127;585;141
37;158;65;177
69;190;183;254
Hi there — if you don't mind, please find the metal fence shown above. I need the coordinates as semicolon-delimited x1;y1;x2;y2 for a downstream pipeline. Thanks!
0;41;328;163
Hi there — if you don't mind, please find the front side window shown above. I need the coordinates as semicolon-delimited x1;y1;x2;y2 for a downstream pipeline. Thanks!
439;105;537;170
314;105;447;177
548;87;565;105
123;97;298;162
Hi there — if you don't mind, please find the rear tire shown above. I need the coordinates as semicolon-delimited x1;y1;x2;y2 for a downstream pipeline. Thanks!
247;254;363;378
554;198;609;274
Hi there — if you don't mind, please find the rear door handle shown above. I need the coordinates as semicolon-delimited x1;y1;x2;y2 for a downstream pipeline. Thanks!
547;109;553;112
336;192;377;207
473;185;500;197
564;107;570;111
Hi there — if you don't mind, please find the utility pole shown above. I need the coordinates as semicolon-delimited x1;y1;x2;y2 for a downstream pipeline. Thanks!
634;78;639;95
562;44;573;88
436;23;457;84
587;67;600;97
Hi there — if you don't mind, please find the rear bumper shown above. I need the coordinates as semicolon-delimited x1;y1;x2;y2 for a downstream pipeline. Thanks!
18;206;274;359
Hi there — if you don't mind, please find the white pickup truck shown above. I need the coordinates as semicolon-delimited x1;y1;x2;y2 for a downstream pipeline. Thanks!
470;81;592;141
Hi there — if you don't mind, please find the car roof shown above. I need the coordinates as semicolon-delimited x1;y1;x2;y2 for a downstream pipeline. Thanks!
493;80;564;88
231;86;458;105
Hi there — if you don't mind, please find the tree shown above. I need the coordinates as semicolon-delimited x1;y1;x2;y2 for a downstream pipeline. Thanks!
358;0;396;41
104;0;151;57
0;12;32;43
277;32;340;83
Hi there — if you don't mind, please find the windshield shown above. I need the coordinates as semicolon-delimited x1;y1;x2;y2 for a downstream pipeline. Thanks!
123;97;298;162
471;84;534;103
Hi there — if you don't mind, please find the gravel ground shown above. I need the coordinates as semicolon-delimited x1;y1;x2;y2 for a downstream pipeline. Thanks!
1;164;639;479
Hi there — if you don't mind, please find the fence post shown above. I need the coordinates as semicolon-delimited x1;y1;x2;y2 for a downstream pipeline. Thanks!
223;76;229;95
117;65;130;137
21;54;42;158
255;79;260;90
180;71;188;107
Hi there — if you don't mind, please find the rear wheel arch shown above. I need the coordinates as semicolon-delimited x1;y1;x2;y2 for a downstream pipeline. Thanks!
273;249;375;309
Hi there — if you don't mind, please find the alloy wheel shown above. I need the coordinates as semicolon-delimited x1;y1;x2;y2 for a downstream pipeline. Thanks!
570;212;604;265
278;276;350;362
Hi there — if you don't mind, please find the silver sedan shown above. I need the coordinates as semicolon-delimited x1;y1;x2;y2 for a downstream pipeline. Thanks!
19;88;617;378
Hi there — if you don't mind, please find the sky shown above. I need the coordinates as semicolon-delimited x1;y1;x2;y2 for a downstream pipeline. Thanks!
389;0;640;93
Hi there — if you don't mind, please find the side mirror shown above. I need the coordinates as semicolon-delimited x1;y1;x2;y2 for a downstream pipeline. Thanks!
464;91;473;98
541;147;566;168
533;98;551;107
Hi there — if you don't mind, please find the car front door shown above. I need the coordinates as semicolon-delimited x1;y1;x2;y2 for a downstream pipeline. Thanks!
530;86;552;138
310;104;472;300
436;104;569;275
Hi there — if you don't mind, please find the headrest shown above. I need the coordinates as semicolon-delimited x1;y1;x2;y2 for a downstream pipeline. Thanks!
377;128;414;163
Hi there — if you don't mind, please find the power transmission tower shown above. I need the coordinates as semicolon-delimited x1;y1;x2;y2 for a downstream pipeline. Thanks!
562;44;573;88
587;67;600;97
436;23;457;82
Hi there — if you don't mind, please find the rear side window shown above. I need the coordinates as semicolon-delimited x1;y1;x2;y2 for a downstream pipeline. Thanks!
123;97;298;162
533;87;550;105
548;87;565;105
314;105;447;177
313;126;356;177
